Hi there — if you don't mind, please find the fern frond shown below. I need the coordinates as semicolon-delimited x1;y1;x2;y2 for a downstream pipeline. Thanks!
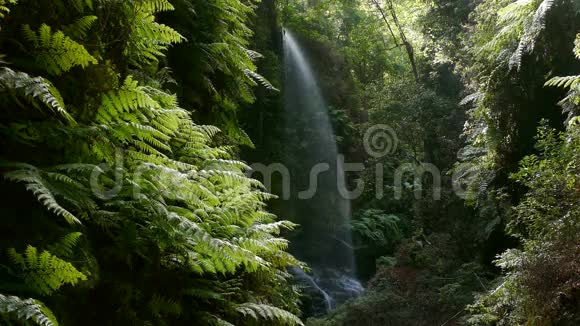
236;303;303;326
0;67;74;123
62;15;97;40
210;316;235;326
195;125;222;139
0;293;59;326
509;0;555;70
97;76;160;123
0;0;16;21
140;0;174;13
125;6;184;67
460;92;481;106
149;294;182;317
545;75;580;89
7;246;87;295
248;221;297;235
245;49;263;61
3;164;82;224
21;24;97;75
48;232;83;258
243;69;279;91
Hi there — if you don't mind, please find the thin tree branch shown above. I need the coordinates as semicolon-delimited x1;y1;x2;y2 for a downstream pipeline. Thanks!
371;0;419;82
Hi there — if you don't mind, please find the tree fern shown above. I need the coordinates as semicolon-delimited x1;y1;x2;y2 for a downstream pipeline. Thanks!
545;34;580;123
0;0;303;324
509;0;555;69
477;0;555;69
0;294;59;326
167;0;277;145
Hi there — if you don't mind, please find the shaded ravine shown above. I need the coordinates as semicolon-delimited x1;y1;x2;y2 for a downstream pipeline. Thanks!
281;29;363;316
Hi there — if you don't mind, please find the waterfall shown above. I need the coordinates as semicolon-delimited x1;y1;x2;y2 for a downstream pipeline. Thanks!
281;29;363;316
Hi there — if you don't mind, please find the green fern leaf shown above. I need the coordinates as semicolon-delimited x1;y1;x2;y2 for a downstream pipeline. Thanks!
140;0;174;13
0;67;75;123
0;0;16;21
48;232;83;258
7;246;87;295
0;293;59;326
509;0;555;70
62;15;97;40
243;69;279;92
236;303;303;326
545;75;580;89
3;164;82;224
125;5;183;67
22;24;97;75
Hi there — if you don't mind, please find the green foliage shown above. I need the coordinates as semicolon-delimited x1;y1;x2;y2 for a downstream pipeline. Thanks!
0;0;302;324
7;245;87;295
22;24;97;75
351;210;401;247
61;15;97;40
0;67;73;123
0;0;16;21
237;303;304;326
545;74;580;88
3;164;85;225
455;1;579;260
0;293;59;326
0;0;577;324
165;0;276;146
125;0;183;67
47;232;83;258
466;42;580;324
545;33;580;123
471;0;552;68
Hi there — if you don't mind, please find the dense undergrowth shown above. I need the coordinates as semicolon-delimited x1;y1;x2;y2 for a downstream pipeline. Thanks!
251;0;579;325
0;0;303;325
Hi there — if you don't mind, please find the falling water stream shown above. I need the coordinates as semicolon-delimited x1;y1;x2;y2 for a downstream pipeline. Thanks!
282;29;363;316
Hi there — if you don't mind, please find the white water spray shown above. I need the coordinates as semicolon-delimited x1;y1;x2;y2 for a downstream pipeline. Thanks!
282;29;363;315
